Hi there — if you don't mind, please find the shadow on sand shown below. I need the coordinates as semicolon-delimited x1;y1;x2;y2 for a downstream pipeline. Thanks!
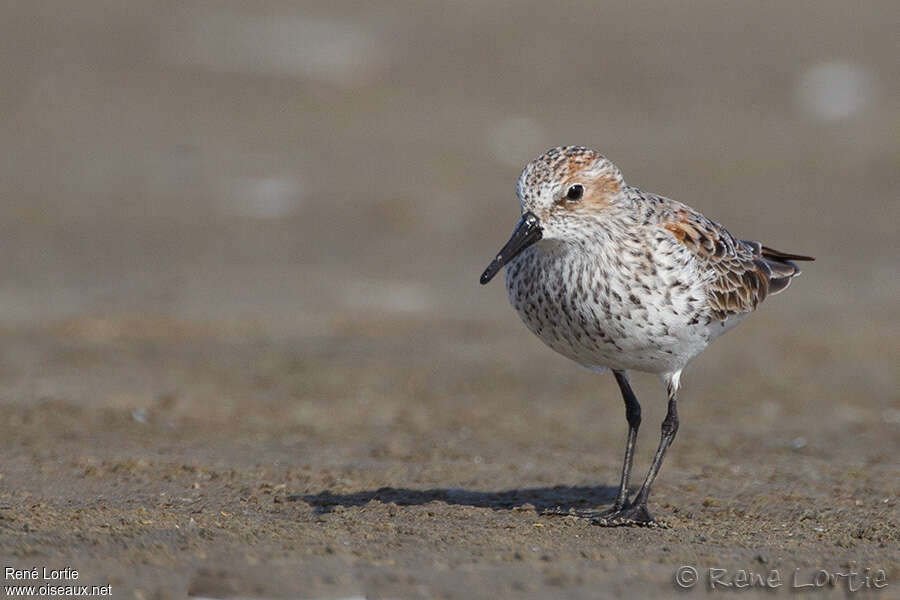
294;484;619;515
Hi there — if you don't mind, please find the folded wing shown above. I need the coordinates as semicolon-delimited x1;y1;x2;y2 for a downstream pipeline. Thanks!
658;202;814;321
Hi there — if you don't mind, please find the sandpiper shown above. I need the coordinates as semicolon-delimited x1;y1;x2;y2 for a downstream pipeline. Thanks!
480;146;813;526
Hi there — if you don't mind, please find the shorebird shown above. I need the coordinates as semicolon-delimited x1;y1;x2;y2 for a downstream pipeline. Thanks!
480;146;813;526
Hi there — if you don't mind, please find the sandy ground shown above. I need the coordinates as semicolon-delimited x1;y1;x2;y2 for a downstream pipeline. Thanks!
1;2;899;598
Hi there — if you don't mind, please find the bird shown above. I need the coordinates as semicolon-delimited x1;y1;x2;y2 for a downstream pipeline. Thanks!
480;145;813;526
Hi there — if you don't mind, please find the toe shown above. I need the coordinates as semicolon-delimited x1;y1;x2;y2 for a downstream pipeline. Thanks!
590;504;664;528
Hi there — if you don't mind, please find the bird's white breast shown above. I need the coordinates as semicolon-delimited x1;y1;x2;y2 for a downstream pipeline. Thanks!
504;232;718;374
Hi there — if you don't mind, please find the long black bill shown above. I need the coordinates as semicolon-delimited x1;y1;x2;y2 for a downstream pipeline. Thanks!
480;211;542;285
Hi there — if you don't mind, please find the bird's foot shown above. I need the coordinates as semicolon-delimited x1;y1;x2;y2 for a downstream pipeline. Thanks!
591;503;666;528
541;506;608;519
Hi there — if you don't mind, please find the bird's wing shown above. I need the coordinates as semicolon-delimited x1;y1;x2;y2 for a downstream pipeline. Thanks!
647;194;813;321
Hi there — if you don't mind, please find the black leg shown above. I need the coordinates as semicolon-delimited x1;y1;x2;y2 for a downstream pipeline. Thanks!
611;370;640;511
631;380;678;509
542;370;642;521
594;373;680;527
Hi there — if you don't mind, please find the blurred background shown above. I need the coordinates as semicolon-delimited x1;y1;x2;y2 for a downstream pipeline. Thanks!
1;1;896;328
1;1;897;598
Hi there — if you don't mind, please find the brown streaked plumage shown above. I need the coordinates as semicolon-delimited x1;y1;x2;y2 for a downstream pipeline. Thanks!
480;146;813;526
660;203;813;320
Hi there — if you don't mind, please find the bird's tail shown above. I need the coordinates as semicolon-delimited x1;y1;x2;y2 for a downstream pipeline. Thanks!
744;242;815;296
759;246;815;263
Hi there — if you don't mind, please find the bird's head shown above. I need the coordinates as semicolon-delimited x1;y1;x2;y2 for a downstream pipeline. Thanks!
480;146;625;284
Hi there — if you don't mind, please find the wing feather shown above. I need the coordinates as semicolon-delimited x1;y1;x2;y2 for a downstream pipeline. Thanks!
649;195;813;321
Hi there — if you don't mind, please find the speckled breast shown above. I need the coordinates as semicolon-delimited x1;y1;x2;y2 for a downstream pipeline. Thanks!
504;238;713;374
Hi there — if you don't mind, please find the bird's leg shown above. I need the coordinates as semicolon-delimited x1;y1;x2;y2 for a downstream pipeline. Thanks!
610;370;640;511
630;387;678;512
542;370;641;519
594;372;680;527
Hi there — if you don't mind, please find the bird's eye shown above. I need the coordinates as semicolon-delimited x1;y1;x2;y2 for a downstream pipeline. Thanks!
566;184;584;201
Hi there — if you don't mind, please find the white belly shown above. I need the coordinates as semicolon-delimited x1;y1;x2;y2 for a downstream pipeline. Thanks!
504;240;718;374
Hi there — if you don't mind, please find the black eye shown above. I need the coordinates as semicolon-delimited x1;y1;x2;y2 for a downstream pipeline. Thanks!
566;184;584;201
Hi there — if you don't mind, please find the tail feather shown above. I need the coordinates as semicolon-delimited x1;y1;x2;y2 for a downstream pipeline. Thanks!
766;275;794;295
760;245;815;262
761;258;800;279
743;241;813;297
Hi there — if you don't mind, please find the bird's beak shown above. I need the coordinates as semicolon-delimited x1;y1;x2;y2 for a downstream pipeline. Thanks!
480;211;543;285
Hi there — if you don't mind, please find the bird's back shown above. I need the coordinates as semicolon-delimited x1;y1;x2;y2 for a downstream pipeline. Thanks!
631;188;814;321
